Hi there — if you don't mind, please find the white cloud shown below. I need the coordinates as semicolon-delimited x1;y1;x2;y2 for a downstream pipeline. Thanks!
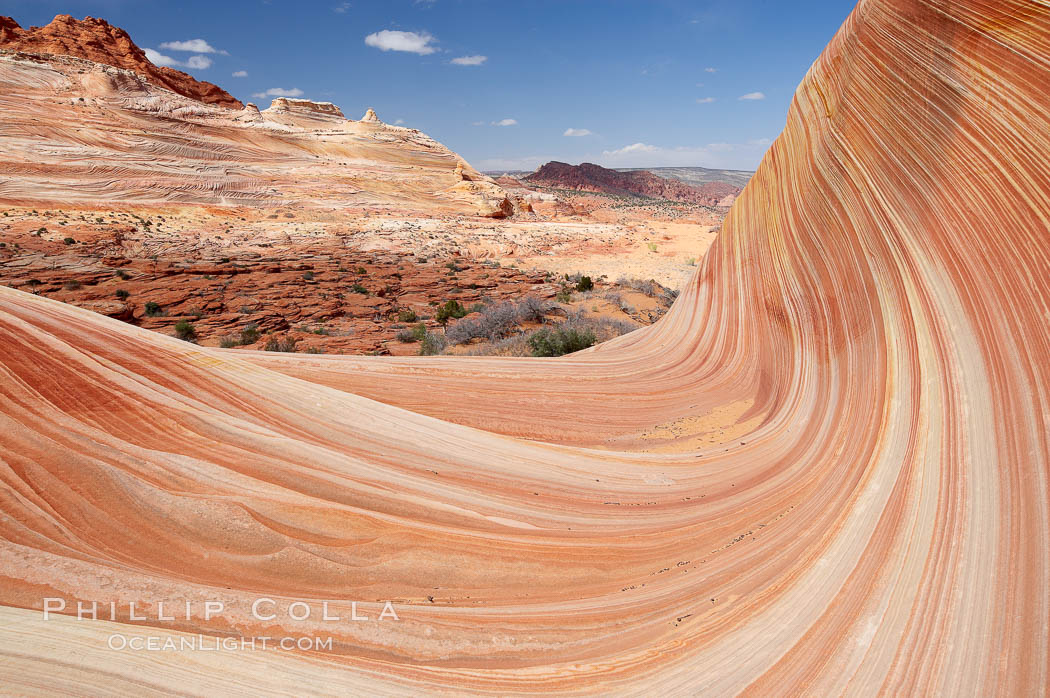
471;121;486;126
739;92;766;100
252;87;305;98
563;128;593;137
696;97;716;104
394;118;405;125
185;55;212;70
364;30;436;55
598;139;773;169
334;2;351;12
451;55;487;66
705;67;718;73
603;142;659;156
145;48;212;69
160;39;224;54
144;48;180;67
232;70;248;78
492;118;518;127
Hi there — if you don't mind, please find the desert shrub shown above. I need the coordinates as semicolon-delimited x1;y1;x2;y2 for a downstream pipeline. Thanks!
528;326;596;357
174;320;197;341
419;331;447;356
63;280;82;290
239;323;260;345
445;298;551;345
575;276;594;292
115;288;130;300
435;299;468;326
264;336;298;352
556;288;573;303
115;269;131;280
302;271;315;280
350;283;369;295
397;323;427;343
219;335;238;348
646;242;658;252
63;237;76;245
397;308;418;323
144;301;163;316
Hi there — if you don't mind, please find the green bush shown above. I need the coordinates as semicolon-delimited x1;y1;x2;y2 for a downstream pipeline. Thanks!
144;301;163;316
575;276;593;292
115;289;130;300
528;326;596;357
351;283;369;295
397;322;427;343
435;299;468;326
397;308;418;323
63;237;76;245
174;320;197;341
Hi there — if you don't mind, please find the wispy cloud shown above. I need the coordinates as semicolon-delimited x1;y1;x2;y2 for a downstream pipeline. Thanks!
599;139;773;168
471;121;486;126
451;55;487;66
704;67;718;73
739;92;766;100
492;118;518;126
394;118;405;125
159;39;226;55
364;30;437;55
696;97;716;104
232;70;248;78
475;155;547;172
333;2;351;12
563;128;593;137
252;87;305;98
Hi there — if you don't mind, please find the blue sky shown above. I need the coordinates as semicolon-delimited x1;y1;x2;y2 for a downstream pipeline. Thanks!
4;0;856;171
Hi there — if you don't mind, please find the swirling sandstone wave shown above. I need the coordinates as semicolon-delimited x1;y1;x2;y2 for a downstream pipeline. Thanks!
0;0;1048;694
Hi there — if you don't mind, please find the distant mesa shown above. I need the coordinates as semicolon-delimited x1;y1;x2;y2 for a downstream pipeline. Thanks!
524;161;743;207
0;14;242;109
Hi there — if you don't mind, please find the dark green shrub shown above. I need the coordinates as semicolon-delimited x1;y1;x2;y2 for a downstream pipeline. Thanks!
63;237;76;245
351;283;369;295
144;301;162;316
115;289;130;300
397;308;418;323
397;323;427;343
575;276;593;292
435;300;467;326
528;327;596;357
174;320;197;341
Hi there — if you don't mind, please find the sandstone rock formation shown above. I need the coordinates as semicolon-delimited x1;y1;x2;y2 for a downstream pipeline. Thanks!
527;160;741;206
361;107;380;122
1;0;1049;694
0;42;513;217
0;14;242;108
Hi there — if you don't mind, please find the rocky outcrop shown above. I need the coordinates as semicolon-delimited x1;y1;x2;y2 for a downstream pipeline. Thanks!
266;98;344;118
360;107;380;123
0;14;242;108
526;161;741;206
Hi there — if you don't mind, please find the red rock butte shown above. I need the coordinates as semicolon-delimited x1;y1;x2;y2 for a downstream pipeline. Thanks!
0;0;1049;694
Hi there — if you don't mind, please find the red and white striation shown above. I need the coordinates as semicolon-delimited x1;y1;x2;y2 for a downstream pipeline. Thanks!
0;0;1048;694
